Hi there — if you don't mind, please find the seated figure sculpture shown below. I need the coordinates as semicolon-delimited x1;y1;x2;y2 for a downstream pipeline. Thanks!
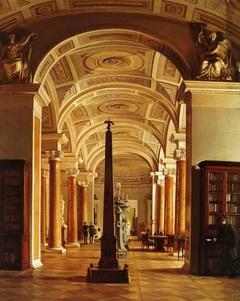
195;25;233;81
0;32;37;84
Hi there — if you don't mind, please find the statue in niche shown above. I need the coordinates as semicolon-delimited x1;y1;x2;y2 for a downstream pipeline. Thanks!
0;32;37;84
61;195;67;227
126;220;131;236
195;25;233;81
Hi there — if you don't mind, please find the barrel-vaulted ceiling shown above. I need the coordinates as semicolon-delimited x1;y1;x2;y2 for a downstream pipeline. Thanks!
1;0;240;184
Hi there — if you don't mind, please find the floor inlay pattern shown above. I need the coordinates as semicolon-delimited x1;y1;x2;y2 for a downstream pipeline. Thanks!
0;237;239;300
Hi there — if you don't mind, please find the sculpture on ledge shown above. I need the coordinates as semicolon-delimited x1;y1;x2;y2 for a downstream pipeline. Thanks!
0;32;38;84
195;25;233;81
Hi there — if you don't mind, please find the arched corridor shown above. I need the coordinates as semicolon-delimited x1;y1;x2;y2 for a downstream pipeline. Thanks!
0;0;240;280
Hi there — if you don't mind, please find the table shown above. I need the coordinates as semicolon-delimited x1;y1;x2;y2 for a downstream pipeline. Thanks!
149;235;167;252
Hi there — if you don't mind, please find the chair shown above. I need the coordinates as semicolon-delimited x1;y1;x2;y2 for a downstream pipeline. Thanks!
166;234;174;252
141;234;154;251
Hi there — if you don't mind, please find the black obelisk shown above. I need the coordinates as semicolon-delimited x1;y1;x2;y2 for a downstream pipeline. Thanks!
86;120;129;283
98;119;118;269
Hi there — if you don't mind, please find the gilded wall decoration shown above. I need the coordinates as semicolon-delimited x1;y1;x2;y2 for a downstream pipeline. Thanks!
56;85;73;103
38;55;54;79
50;57;73;83
85;76;151;88
164;59;176;77
84;50;144;73
66;0;152;10
56;40;75;56
225;0;240;10
161;1;187;18
42;106;53;129
17;0;30;7
30;2;57;17
0;13;24;31
0;0;10;14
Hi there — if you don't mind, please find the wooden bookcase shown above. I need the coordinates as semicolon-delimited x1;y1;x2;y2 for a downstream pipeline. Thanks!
198;160;240;276
0;160;30;270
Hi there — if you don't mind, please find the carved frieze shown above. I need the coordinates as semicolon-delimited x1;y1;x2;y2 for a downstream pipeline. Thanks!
164;59;176;77
30;2;57;17
85;76;151;87
67;0;152;10
161;1;187;18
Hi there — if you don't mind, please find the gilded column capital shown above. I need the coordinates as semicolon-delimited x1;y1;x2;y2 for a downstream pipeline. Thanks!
158;179;165;186
77;180;88;187
163;168;176;176
41;169;49;177
45;150;64;161
65;168;80;177
174;149;186;161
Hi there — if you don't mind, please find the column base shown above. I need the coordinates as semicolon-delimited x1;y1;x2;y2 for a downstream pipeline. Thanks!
45;247;66;254
31;259;43;269
65;242;80;248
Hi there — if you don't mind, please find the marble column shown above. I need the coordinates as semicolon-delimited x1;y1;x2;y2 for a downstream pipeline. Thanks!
41;169;49;247
158;179;165;233
150;172;158;234
174;149;186;251
164;170;175;235
78;182;88;241
65;168;80;247
46;150;66;253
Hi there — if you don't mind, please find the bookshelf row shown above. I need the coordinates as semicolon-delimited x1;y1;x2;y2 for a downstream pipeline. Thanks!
209;194;223;202
208;173;223;181
209;202;240;213
227;173;240;181
226;194;240;202
208;184;223;191
209;203;223;212
227;183;240;192
209;172;240;181
208;214;240;226
226;204;240;213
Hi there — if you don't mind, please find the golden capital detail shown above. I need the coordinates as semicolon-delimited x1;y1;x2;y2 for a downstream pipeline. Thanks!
41;169;49;177
77;180;88;187
163;168;176;176
174;149;186;161
45;150;64;161
65;168;80;177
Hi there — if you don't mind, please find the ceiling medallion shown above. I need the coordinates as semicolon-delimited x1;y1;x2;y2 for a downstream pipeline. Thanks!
84;50;144;72
99;100;139;114
102;57;126;65
109;104;129;110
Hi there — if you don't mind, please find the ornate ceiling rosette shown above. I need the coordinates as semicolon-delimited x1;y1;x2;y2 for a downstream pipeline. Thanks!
84;50;145;73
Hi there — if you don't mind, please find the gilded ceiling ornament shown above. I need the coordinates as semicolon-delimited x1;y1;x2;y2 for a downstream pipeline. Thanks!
0;32;37;84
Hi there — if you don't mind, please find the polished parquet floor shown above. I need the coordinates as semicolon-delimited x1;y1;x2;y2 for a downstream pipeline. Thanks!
0;237;240;301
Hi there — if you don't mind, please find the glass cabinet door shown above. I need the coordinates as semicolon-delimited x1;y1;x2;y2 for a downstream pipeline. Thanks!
226;172;240;237
208;172;223;236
